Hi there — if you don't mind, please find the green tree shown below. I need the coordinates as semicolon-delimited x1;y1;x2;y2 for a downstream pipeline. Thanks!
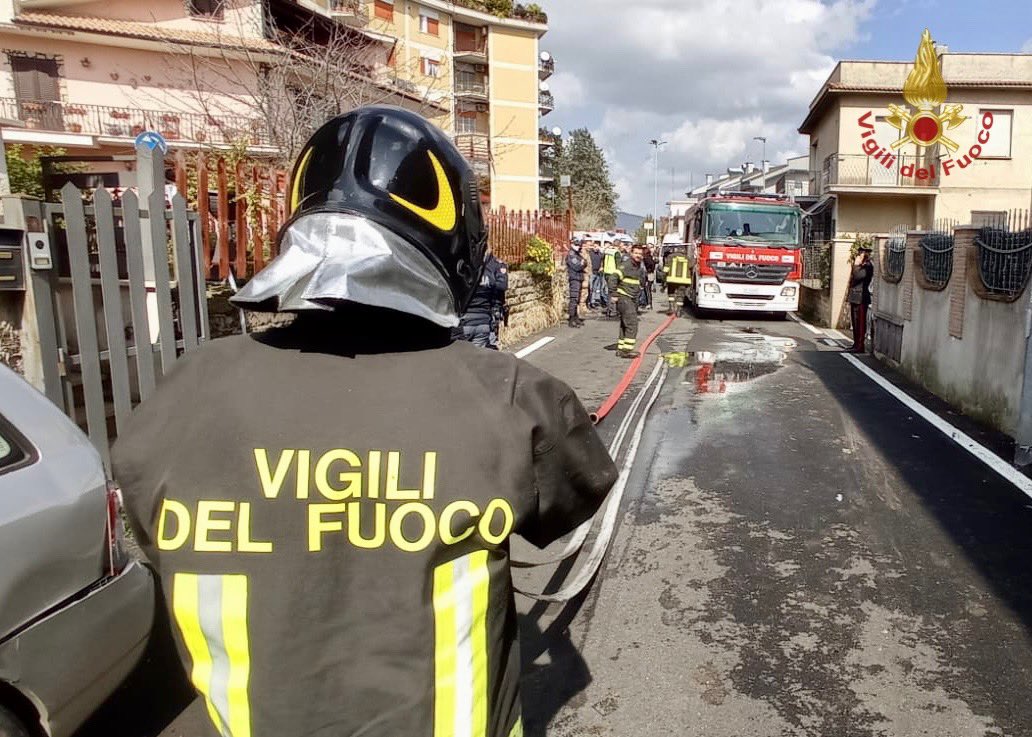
5;144;70;199
563;128;618;230
539;133;566;214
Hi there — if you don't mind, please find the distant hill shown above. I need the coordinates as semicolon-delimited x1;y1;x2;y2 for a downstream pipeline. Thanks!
616;211;645;234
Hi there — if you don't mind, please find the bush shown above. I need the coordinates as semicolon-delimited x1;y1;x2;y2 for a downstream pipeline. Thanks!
517;236;555;277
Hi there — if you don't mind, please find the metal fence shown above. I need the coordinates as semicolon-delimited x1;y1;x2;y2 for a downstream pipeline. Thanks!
974;210;1032;299
487;208;572;266
801;240;831;289
919;220;956;288
884;224;908;283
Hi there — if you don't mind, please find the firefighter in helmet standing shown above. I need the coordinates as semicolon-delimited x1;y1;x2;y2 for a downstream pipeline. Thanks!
608;244;645;358
111;106;618;737
661;244;692;316
458;243;509;348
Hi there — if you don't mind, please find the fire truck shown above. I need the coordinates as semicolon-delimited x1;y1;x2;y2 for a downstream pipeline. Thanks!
683;192;803;318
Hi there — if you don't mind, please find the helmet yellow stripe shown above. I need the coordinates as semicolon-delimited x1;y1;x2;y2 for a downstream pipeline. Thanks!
289;147;315;214
390;151;457;232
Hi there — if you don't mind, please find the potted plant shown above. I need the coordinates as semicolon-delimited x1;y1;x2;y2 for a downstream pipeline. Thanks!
131;124;145;136
66;105;87;116
195;130;207;142
110;109;130;120
69;123;83;133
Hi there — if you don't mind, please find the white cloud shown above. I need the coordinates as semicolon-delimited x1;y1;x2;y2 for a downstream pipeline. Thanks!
542;0;875;214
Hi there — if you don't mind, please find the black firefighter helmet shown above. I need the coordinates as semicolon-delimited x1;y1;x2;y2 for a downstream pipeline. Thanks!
286;105;487;313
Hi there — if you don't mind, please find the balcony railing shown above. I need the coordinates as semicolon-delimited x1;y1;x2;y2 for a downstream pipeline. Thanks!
538;127;559;146
538;56;554;79
815;153;940;193
454;132;490;176
455;78;488;97
538;91;555;113
454;39;488;60
330;0;369;26
0;97;270;147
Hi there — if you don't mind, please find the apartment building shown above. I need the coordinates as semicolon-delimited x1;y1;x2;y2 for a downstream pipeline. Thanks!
798;47;1032;239
341;0;552;210
0;0;444;190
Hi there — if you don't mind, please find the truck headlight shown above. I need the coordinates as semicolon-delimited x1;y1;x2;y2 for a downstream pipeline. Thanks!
781;287;797;297
703;284;721;294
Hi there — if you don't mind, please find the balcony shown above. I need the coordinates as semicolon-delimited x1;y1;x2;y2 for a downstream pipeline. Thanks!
454;38;488;64
814;153;940;195
0;97;270;147
330;0;369;27
538;127;559;147
454;132;490;177
538;90;554;115
454;77;488;100
538;55;554;80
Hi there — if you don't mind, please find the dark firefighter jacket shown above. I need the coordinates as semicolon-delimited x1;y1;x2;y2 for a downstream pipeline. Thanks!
111;309;618;737
462;254;508;327
566;249;587;280
607;258;644;301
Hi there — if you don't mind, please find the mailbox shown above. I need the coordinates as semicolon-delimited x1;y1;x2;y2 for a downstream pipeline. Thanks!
0;224;25;291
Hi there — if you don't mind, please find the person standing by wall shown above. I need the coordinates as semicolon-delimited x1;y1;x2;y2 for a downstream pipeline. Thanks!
847;244;874;353
459;243;509;349
566;240;587;328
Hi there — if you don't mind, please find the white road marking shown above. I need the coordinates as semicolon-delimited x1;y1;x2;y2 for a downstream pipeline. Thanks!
788;312;823;335
514;336;555;358
842;353;1032;499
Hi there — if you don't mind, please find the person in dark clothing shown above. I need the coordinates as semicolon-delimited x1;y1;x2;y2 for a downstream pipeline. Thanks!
111;107;618;737
607;244;645;358
587;241;605;310
459;244;508;348
566;241;587;327
640;246;656;310
848;244;874;353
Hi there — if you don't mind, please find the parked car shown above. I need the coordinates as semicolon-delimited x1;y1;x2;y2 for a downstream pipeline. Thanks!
0;364;154;737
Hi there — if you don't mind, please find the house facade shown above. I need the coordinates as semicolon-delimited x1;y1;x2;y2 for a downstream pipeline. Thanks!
799;52;1032;239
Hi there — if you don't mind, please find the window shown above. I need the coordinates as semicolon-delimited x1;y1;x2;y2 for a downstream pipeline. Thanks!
0;421;29;474
456;112;478;134
419;10;440;36
374;0;394;21
188;0;225;18
421;56;441;78
977;109;1012;158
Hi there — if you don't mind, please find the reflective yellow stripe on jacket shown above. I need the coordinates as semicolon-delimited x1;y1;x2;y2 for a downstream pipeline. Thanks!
667;256;692;285
172;573;253;737
434;550;491;737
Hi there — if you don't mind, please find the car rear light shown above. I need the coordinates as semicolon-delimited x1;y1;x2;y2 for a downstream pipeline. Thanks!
104;481;130;576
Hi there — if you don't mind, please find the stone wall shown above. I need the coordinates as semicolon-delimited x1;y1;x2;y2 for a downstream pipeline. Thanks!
498;266;568;349
206;284;294;339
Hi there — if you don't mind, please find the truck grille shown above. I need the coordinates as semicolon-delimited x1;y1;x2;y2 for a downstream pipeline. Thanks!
712;263;792;285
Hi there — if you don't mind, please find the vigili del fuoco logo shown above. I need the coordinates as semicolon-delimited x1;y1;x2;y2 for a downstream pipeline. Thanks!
856;29;997;181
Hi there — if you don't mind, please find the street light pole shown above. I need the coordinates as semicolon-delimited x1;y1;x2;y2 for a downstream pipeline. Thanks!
649;138;667;238
753;136;767;192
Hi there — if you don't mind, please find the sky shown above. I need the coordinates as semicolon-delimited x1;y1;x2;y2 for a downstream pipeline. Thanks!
542;0;1032;216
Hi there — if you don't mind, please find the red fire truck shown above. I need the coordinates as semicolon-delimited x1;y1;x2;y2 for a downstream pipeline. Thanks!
683;192;803;318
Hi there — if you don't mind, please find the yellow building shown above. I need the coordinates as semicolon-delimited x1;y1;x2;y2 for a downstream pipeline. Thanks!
329;0;552;211
799;49;1032;238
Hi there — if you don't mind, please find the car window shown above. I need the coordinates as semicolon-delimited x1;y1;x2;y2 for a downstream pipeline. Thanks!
0;423;28;472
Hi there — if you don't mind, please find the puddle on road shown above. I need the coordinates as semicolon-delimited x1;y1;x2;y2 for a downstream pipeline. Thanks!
664;334;797;394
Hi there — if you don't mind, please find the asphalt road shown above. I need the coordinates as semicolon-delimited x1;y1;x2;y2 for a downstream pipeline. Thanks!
76;309;1032;737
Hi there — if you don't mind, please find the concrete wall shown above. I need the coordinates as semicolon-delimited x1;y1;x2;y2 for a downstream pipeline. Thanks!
874;227;1029;433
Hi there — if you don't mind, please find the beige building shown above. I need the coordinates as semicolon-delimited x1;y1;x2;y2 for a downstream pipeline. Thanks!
340;0;552;210
799;51;1032;238
0;0;446;190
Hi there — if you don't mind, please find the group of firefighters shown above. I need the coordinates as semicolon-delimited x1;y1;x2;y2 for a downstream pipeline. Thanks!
564;236;693;358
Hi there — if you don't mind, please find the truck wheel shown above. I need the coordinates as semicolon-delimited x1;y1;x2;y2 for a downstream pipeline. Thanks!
773;311;788;321
0;705;31;737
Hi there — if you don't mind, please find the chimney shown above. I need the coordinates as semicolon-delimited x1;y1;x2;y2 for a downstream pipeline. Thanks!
705;174;713;186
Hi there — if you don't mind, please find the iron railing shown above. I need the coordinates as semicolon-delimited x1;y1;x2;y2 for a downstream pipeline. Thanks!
816;153;940;193
454;133;490;176
884;224;908;283
0;97;270;146
974;210;1032;299
330;0;369;22
539;91;555;111
919;220;957;288
455;77;488;96
538;56;555;78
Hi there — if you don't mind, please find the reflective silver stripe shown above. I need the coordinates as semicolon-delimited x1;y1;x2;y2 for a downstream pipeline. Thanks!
198;576;233;737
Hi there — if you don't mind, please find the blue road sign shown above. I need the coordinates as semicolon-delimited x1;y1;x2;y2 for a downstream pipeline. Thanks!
134;130;168;155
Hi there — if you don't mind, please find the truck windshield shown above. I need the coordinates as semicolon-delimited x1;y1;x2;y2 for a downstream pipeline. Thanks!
705;208;800;247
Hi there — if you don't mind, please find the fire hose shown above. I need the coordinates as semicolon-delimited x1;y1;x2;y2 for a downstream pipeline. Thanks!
513;313;679;602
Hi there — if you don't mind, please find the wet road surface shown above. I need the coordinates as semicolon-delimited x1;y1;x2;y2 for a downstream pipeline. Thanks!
521;313;1032;737
76;311;1032;737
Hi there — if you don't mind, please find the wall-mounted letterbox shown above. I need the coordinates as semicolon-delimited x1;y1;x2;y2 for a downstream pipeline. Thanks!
0;224;25;291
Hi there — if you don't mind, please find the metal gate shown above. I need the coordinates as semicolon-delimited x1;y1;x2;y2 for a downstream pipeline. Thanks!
7;144;208;470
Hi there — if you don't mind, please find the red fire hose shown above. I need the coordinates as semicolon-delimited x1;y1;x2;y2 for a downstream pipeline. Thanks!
590;313;677;424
